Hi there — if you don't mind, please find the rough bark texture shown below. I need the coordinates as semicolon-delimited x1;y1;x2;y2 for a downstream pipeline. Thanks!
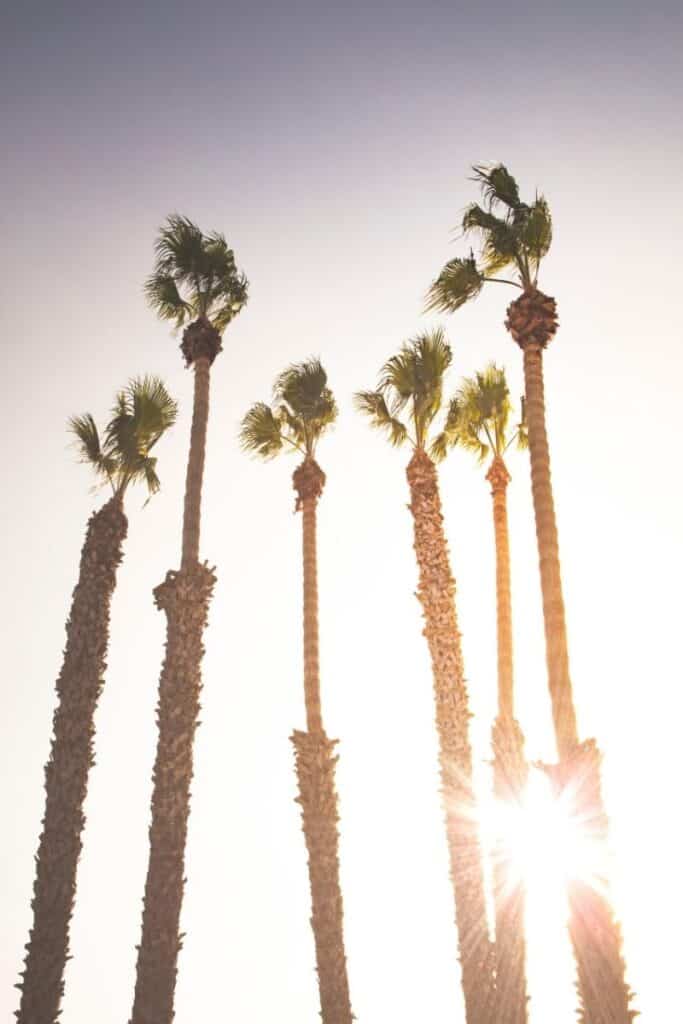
292;458;354;1024
130;563;216;1024
180;316;220;570
406;448;495;1023
291;731;354;1024
506;290;578;757
547;744;638;1024
506;289;635;1021
17;496;127;1024
486;457;529;1024
293;458;326;734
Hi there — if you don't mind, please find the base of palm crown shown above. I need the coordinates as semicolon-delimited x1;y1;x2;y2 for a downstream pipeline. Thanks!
181;316;223;367
505;289;559;349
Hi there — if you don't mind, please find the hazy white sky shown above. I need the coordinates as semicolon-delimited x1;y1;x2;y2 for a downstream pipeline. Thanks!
2;1;682;1021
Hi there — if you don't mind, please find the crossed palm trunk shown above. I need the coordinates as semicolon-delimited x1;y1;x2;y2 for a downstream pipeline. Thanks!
486;455;529;1024
507;289;635;1024
16;497;127;1024
291;458;353;1024
130;325;216;1024
406;449;495;1024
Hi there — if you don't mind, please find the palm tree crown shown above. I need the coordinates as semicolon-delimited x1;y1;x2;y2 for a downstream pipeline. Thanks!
431;363;527;462
69;376;177;498
426;164;552;312
145;214;248;336
355;327;454;450
240;358;338;460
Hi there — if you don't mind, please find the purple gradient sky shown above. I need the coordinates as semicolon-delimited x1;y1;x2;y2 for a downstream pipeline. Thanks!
2;2;682;1022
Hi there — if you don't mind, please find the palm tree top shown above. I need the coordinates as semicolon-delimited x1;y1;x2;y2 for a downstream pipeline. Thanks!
426;163;552;314
145;214;249;334
69;376;178;499
355;327;456;452
430;362;527;463
240;358;338;461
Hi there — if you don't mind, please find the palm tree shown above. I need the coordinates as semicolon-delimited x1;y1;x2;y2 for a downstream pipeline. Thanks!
427;166;636;1023
433;363;528;1024
240;359;353;1024
17;378;177;1024
130;216;248;1024
356;330;495;1024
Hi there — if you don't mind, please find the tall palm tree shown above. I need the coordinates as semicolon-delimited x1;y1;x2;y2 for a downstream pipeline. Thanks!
130;216;248;1024
433;363;528;1024
17;377;177;1024
240;359;353;1024
427;166;636;1023
356;330;495;1024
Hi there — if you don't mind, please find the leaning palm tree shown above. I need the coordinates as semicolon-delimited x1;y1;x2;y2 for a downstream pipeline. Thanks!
17;377;177;1024
427;166;635;1023
433;363;528;1024
240;359;353;1024
356;330;495;1024
130;216;248;1024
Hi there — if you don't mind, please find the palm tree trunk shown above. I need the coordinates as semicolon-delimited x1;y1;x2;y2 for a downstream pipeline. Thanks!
291;458;353;1024
17;495;127;1024
131;329;218;1024
486;457;528;1024
406;448;494;1024
181;354;211;569
129;563;215;1024
507;289;635;1022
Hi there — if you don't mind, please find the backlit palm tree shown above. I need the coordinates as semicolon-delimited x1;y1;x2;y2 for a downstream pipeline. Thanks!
356;329;495;1024
130;216;248;1024
433;363;528;1024
427;166;635;1023
240;359;353;1024
17;377;177;1024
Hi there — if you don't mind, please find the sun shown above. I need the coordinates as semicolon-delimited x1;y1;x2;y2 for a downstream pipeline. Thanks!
481;768;609;899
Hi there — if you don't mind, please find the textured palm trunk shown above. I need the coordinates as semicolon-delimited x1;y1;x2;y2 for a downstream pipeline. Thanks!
291;458;353;1024
406;448;495;1024
131;322;219;1024
17;495;127;1024
506;289;635;1023
486;457;528;1024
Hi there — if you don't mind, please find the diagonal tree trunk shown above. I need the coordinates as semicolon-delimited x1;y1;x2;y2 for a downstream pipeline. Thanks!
506;288;635;1023
486;456;529;1024
291;457;353;1024
17;495;127;1024
131;321;219;1024
406;448;495;1024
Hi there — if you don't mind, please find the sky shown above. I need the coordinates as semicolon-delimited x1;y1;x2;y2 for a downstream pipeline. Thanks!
2;0;682;1020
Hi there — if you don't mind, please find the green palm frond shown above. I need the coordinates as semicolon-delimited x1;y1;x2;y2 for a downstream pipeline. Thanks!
471;163;521;209
518;196;552;277
425;254;485;313
69;376;176;498
354;390;408;447
239;402;286;459
271;358;338;454
359;329;453;451
68;414;117;483
147;214;249;331
448;364;527;465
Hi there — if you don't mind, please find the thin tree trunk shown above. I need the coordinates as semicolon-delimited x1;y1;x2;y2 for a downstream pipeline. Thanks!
486;456;528;1024
131;326;218;1024
406;448;494;1024
291;458;353;1024
181;355;211;570
507;289;635;1022
17;495;127;1024
129;563;215;1024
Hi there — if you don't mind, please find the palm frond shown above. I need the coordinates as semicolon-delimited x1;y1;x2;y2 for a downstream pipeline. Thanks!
354;390;408;447
273;358;337;452
519;195;553;274
239;402;285;459
425;254;485;313
471;163;521;209
68;413;117;482
144;272;193;326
